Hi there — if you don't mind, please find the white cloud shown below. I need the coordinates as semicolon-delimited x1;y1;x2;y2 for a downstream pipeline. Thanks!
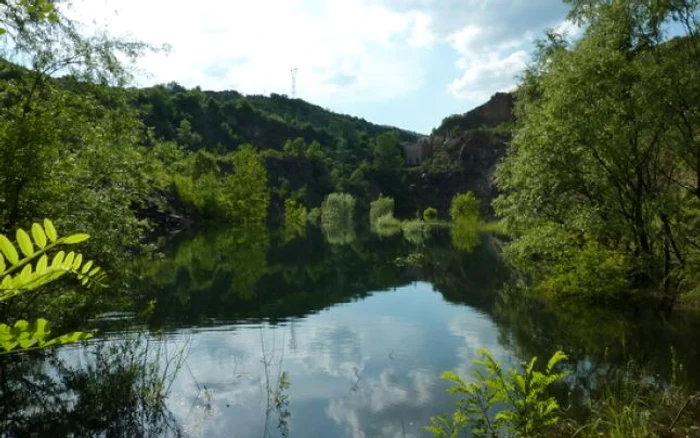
64;0;435;104
447;50;528;101
61;0;573;130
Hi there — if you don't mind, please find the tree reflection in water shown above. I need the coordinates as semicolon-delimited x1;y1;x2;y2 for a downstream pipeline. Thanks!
0;334;187;437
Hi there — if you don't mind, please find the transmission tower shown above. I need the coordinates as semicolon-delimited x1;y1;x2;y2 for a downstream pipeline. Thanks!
290;68;298;98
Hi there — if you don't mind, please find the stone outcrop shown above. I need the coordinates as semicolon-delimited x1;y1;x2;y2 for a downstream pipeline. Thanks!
406;92;516;217
432;92;514;137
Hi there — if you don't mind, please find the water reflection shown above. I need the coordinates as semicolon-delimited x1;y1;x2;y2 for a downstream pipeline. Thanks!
159;282;508;438
0;334;186;437
6;222;700;437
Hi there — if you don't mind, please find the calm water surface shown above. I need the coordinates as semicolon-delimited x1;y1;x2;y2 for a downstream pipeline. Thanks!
3;225;700;437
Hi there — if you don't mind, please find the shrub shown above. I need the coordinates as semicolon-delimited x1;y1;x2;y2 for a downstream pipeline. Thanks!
451;216;479;252
402;220;427;245
321;193;356;245
374;215;401;237
321;193;356;229
426;349;568;438
369;195;395;228
282;199;307;243
423;207;438;222
307;207;321;225
450;192;480;222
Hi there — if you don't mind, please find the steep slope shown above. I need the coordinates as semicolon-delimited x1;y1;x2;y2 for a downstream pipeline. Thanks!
406;92;515;216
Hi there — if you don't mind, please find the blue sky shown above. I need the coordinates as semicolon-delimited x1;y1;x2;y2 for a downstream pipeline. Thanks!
68;0;575;134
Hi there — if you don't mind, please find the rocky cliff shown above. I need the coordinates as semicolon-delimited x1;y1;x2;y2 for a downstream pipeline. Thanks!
405;92;515;216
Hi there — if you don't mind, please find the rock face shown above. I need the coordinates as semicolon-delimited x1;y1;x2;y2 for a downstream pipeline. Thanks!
406;92;515;216
402;137;432;165
433;92;515;136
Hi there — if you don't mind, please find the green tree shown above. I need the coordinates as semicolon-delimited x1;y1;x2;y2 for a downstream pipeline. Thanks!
372;132;404;172
369;195;395;230
450;192;479;222
226;145;270;224
321;193;356;245
494;0;700;303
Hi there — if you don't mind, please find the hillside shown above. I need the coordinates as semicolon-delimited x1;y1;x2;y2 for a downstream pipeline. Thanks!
404;92;515;216
132;83;420;154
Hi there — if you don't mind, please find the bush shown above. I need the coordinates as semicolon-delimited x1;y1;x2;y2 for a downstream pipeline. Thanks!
321;193;356;228
426;349;568;438
282;199;307;243
423;207;438;222
370;195;395;228
374;215;401;237
450;192;480;222
307;207;321;225
451;221;479;252
321;193;356;245
402;220;427;245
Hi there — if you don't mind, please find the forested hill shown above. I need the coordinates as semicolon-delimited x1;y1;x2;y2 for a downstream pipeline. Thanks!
132;83;421;154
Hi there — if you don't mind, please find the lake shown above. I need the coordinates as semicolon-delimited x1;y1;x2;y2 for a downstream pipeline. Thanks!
2;225;700;437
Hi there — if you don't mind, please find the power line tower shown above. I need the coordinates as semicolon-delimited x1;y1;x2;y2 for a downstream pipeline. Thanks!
290;68;298;98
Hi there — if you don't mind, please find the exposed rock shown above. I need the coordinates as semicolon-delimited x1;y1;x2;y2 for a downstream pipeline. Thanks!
432;92;515;137
408;92;515;217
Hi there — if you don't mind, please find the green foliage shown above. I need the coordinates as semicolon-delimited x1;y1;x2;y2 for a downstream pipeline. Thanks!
423;207;438;222
173;145;270;224
450;192;480;222
307;207;321;225
495;0;700;303
282;199;307;243
369;195;398;235
369;195;395;225
426;349;569;438
321;193;355;231
372;132;404;172
536;243;632;301
374;215;402;238
0;219;105;354
402;220;429;245
227;145;270;223
451;217;479;252
321;193;356;245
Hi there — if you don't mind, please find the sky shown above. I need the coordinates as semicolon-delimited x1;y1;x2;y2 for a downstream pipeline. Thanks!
66;0;574;134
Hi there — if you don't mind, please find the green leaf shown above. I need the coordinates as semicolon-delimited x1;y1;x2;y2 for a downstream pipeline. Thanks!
19;264;32;285
64;234;90;244
0;254;5;274
64;252;75;268
36;254;48;275
44;219;57;242
0;235;19;265
51;251;65;268
16;228;34;257
81;260;93;274
31;223;47;249
72;253;83;270
546;351;568;373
